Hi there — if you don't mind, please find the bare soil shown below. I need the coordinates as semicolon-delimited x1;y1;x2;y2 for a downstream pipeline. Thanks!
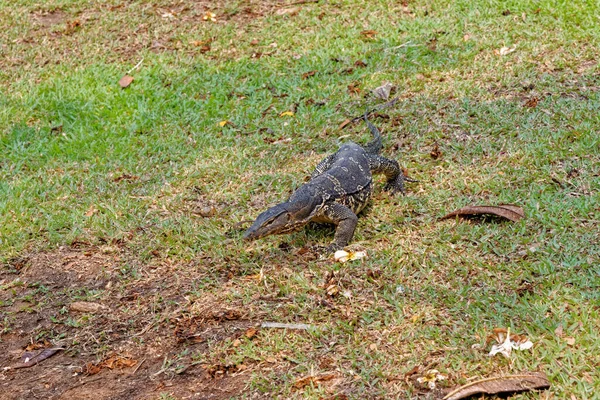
0;246;264;399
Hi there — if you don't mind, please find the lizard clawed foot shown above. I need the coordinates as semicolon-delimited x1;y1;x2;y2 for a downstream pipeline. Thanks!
310;243;344;255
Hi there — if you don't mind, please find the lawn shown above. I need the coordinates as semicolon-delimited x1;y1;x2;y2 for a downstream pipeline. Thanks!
1;0;599;399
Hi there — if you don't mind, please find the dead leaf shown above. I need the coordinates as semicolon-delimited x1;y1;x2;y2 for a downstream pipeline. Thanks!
347;82;361;95
443;372;550;400
276;7;300;16
440;204;525;222
118;75;134;88
302;70;316;79
360;30;378;39
84;205;98;217
430;143;442;159
554;325;563;337
565;337;575;346
338;119;352;130
524;97;539;108
84;354;137;375
218;120;233;127
70;301;107;313
279;111;294;117
373;82;393;100
245;327;258;339
12;347;63;369
497;45;517;56
354;60;367;67
293;374;336;390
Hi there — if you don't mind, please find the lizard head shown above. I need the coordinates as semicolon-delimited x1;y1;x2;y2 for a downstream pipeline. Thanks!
243;200;318;241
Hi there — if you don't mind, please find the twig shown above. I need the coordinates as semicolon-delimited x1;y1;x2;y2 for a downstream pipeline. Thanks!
261;322;315;330
126;58;144;75
341;97;401;129
131;358;146;375
384;41;420;52
284;0;320;6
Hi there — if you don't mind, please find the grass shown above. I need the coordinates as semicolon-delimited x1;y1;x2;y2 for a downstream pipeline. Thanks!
1;0;599;399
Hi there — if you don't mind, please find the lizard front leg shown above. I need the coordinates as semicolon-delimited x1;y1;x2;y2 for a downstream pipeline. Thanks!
319;202;358;252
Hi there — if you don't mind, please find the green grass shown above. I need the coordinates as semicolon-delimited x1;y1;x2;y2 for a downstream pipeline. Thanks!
1;0;599;398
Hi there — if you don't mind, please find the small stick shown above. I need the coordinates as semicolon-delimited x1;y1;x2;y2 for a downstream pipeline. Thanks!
342;97;401;129
261;322;314;330
131;358;146;375
126;58;144;75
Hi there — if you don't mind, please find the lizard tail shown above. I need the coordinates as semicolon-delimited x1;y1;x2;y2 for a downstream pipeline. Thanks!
363;111;383;155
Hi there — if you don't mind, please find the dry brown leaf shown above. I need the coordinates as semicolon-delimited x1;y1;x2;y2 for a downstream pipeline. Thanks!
565;337;576;346
430;143;442;159
338;119;352;130
360;30;378;39
554;325;564;337
12;348;63;369
440;204;525;222
245;327;258;339
118;75;134;88
373;82;393;100
293;373;337;390
276;7;300;16
524;97;539;108
302;70;316;79
84;205;98;217
347;82;361;95
443;372;550;400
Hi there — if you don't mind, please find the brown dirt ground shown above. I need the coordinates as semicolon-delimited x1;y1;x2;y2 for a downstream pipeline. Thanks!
0;246;269;399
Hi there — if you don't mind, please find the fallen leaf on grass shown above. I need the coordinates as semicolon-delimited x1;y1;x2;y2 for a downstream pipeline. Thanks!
524;97;539;108
118;75;134;88
280;111;294;117
347;82;361;95
302;70;316;79
443;372;550;400
70;301;107;313
11;347;63;369
293;373;337;390
360;30;378;39
276;7;300;16
218;120;233;127
417;369;446;389
334;250;367;263
496;45;517;56
440;204;525;222
373;82;393;100
338;118;352;130
430;143;443;159
84;205;98;217
565;337;576;346
488;327;533;358
245;327;258;339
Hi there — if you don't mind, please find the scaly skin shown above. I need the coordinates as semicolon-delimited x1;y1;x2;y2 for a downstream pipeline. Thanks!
244;113;413;252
